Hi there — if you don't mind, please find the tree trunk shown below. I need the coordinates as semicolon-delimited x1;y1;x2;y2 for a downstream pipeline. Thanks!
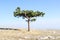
28;19;30;31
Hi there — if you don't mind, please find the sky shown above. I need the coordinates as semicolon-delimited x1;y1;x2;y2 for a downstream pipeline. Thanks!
0;0;60;30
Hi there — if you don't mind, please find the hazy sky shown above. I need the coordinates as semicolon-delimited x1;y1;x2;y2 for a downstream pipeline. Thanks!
0;0;60;30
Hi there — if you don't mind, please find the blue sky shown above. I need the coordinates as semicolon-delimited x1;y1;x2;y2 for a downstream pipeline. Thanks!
0;0;60;30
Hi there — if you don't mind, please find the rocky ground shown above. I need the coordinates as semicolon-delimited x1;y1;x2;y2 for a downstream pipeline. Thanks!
0;28;60;40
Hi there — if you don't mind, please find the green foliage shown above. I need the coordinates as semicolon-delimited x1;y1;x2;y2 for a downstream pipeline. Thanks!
14;7;45;21
31;18;36;22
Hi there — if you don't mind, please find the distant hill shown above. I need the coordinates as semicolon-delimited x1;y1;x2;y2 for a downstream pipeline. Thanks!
0;28;18;30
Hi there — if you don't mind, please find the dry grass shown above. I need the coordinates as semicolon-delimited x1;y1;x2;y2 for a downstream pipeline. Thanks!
0;29;41;40
0;29;60;40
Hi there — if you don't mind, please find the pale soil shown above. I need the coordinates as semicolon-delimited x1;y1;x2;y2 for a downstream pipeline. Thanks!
0;29;41;40
0;29;60;40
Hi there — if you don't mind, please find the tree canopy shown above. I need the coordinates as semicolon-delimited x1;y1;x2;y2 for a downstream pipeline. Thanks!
14;7;45;31
14;7;45;21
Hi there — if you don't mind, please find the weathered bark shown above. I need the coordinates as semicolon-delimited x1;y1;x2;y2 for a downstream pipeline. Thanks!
25;13;30;31
28;19;30;31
